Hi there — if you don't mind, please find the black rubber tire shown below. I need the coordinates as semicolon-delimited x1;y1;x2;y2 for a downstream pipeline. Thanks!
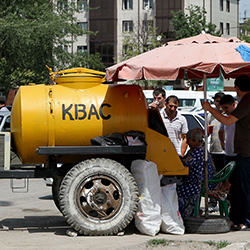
184;215;231;234
59;158;139;236
52;176;63;213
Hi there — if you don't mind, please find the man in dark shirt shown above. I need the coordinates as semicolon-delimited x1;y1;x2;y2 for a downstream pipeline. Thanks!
203;75;250;231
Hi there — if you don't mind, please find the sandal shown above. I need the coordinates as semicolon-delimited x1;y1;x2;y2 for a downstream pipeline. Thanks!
231;224;241;231
240;225;250;231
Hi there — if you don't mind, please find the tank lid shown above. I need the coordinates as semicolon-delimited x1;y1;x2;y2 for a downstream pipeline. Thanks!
47;66;106;86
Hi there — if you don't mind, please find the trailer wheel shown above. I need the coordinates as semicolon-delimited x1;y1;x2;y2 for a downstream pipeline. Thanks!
59;158;139;236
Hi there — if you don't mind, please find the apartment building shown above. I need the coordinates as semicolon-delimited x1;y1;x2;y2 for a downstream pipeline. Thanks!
74;0;89;54
66;0;239;67
184;0;239;37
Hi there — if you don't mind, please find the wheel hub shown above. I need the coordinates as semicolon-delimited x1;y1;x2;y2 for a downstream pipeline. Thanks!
76;175;122;220
93;190;107;205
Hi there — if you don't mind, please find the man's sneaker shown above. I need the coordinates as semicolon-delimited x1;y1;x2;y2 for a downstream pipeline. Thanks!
208;205;219;213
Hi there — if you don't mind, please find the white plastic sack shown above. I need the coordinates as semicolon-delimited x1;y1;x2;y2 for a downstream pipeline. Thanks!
161;183;185;235
131;160;161;236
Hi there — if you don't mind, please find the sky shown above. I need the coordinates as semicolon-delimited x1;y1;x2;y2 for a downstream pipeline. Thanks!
239;0;250;21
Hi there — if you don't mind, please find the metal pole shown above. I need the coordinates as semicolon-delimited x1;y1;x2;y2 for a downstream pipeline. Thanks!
203;75;209;218
138;0;140;53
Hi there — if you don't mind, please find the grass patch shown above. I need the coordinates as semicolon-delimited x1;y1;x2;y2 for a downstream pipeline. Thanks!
146;239;173;247
206;240;231;249
146;239;231;249
216;241;231;249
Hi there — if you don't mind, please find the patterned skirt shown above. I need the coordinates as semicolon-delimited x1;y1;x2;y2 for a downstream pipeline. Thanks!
178;193;200;218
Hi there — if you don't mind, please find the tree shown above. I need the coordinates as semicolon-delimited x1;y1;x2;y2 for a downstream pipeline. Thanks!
66;52;104;70
240;19;250;43
171;5;220;40
121;17;167;89
121;20;163;60
171;5;220;89
0;0;103;93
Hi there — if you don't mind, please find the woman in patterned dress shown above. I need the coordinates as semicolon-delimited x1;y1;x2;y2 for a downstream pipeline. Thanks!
177;128;214;218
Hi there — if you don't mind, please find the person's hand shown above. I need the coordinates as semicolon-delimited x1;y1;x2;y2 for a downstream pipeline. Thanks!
148;101;159;109
202;101;212;111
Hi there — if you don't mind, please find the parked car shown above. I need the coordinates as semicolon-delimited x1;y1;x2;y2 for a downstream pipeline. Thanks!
0;111;11;132
180;111;205;130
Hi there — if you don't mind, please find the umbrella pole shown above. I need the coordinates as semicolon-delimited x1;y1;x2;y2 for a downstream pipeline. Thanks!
203;75;209;218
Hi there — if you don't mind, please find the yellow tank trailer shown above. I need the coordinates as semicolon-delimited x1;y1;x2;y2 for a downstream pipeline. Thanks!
6;67;188;236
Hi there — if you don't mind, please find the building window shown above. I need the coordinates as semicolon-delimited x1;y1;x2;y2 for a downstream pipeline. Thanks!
98;44;113;63
220;0;223;11
226;23;230;35
90;42;114;66
57;0;68;11
123;0;133;10
77;46;88;53
143;0;153;10
226;0;230;12
78;22;88;30
220;22;224;34
77;0;87;11
123;21;133;32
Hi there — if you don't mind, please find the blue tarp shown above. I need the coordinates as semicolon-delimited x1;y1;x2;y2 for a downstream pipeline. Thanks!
236;45;250;62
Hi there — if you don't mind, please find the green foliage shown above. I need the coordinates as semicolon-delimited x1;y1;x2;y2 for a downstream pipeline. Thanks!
240;19;250;43
121;22;163;61
0;0;102;91
146;240;230;249
171;5;220;40
206;240;231;249
60;52;105;71
121;18;166;88
146;239;171;247
9;68;36;87
216;240;231;249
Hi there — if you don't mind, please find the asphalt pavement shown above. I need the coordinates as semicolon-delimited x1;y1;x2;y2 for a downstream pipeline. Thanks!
0;178;250;250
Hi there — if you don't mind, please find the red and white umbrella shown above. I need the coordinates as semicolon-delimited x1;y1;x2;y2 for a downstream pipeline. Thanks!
106;33;250;81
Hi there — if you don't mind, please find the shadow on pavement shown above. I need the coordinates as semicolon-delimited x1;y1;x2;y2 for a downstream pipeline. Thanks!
0;216;70;235
39;195;53;200
123;219;141;235
0;215;143;236
0;201;14;206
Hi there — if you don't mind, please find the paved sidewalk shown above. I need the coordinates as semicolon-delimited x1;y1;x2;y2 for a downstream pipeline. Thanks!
1;179;250;250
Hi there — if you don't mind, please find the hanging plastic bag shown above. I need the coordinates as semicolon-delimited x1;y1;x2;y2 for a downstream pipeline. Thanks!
123;130;147;146
161;183;185;235
131;160;161;236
